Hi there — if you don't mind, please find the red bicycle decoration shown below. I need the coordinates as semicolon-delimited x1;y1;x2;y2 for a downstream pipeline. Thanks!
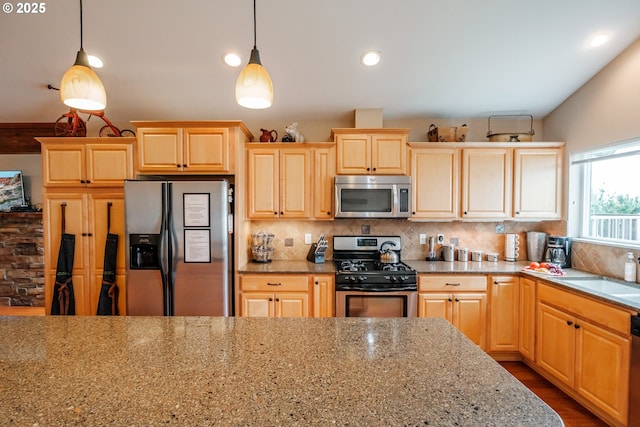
48;84;135;138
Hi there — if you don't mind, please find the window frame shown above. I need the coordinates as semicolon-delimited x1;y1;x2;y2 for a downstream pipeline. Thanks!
569;137;640;249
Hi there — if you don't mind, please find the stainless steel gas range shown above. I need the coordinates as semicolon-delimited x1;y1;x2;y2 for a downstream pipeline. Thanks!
333;236;417;317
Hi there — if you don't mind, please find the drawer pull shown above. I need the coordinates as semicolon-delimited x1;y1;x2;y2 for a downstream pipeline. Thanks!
445;283;461;286
267;282;282;286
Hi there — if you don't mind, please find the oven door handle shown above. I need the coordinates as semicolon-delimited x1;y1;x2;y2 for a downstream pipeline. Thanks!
339;285;417;292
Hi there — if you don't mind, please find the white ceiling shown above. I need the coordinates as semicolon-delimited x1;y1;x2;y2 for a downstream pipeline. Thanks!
2;0;640;126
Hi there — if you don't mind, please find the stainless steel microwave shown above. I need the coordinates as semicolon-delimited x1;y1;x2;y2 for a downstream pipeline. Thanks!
334;175;411;218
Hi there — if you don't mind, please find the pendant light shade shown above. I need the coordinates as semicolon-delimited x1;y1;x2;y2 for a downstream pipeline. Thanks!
60;0;107;111
235;0;273;109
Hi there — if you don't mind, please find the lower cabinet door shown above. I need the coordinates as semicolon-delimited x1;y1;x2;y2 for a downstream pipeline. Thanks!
537;303;575;387
454;293;487;348
575;320;630;425
418;293;453;319
241;292;274;317
275;293;309;317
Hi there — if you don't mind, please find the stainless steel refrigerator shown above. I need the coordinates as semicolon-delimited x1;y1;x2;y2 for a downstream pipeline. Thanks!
124;180;232;316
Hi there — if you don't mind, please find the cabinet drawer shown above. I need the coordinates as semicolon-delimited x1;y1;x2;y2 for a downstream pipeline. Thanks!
419;275;486;292
240;275;309;292
538;282;631;336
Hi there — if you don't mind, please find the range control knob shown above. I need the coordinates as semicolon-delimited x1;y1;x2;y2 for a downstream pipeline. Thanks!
357;276;366;282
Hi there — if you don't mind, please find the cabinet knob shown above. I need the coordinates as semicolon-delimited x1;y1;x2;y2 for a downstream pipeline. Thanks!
515;211;520;215
176;164;181;168
366;167;370;171
567;320;573;326
315;281;319;285
183;164;187;168
87;233;92;237
80;180;86;184
327;212;331;215
86;180;91;184
412;211;416;215
274;212;278;216
464;211;468;215
455;298;460;302
372;168;376;172
574;324;580;329
82;233;87;236
269;297;273;302
280;211;284;215
448;298;453;302
275;298;280;302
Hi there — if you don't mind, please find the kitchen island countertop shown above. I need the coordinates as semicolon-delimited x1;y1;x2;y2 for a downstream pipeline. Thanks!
0;316;562;426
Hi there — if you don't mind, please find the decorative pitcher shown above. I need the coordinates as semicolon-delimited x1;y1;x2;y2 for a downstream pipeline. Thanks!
260;128;278;142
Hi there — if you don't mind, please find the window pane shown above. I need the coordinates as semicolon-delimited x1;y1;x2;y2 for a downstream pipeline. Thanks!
586;152;640;242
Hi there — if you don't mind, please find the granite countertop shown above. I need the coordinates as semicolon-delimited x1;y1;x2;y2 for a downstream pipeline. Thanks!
0;317;562;426
238;259;531;275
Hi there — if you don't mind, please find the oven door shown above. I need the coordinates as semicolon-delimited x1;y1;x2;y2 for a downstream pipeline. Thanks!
336;290;417;317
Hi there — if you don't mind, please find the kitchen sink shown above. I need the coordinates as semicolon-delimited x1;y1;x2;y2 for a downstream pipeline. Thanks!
561;278;640;296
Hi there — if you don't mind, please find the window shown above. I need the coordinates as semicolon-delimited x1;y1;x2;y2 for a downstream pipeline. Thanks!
571;138;640;245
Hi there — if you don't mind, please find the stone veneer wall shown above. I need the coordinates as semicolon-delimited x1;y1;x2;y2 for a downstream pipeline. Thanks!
247;219;566;263
0;212;44;306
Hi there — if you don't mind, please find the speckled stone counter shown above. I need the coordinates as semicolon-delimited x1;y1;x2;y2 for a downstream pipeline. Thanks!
0;317;562;426
239;260;336;274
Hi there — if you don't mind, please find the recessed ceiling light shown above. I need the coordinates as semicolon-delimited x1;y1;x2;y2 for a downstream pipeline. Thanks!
88;55;103;68
224;53;242;67
589;32;610;48
361;50;381;66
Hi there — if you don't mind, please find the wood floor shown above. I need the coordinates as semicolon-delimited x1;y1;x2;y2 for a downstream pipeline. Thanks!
500;361;607;427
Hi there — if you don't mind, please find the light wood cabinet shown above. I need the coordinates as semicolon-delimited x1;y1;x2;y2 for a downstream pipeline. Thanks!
418;275;487;348
408;142;564;221
518;277;536;361
238;274;311;317
513;148;562;219
312;147;335;219
536;282;631;425
489;275;519;352
131;121;253;175
40;138;133;187
332;128;409;175
461;148;512;219
410;147;459;219
43;189;127;316
312;275;335;317
247;145;311;219
38;137;133;316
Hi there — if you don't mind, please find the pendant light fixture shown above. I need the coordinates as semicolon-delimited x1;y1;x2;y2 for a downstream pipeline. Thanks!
59;0;107;111
235;0;273;109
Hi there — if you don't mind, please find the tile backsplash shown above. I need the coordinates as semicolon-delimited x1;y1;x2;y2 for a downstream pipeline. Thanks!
247;219;566;262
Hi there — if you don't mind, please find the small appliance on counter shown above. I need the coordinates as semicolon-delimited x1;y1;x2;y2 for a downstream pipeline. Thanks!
251;230;274;263
306;235;328;263
505;233;520;262
425;236;438;261
545;236;571;268
526;231;547;262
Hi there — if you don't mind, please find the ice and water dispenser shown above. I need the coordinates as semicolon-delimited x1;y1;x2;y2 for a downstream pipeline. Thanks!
129;234;161;269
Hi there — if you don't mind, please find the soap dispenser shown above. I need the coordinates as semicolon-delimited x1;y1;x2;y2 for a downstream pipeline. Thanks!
624;252;636;282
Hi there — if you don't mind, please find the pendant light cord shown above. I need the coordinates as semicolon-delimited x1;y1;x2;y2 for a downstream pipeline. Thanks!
79;0;84;50
253;0;257;49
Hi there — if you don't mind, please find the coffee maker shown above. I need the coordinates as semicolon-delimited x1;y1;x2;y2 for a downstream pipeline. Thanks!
545;236;571;268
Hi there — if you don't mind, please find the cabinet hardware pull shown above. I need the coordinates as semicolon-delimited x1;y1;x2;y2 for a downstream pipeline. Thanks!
86;180;91;184
315;281;319;285
87;233;92;237
327;212;331;215
280;212;284;215
183;164;187;168
80;180;85;184
448;298;453;302
455;298;460;302
275;298;280;302
463;211;468;215
267;282;282;286
567;320;573;326
366;167;370;171
274;212;277;215
515;211;520;215
269;297;273;301
574;324;580;329
82;233;87;236
445;283;461;286
372;168;376;171
176;164;180;168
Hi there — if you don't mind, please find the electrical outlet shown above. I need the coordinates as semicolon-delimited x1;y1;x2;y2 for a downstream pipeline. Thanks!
437;234;445;244
495;223;505;234
450;237;459;246
284;238;294;247
305;233;312;244
419;234;426;244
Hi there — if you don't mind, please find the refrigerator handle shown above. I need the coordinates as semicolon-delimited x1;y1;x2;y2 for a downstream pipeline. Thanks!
160;183;171;315
167;183;178;315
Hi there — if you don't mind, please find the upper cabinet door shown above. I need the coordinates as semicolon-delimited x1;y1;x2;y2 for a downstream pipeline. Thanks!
42;143;86;186
136;128;183;172
86;144;133;186
312;147;335;220
336;134;370;174
247;147;279;219
183;127;230;172
370;134;407;175
411;147;459;219
462;148;512;219
513;148;562;219
279;149;311;219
